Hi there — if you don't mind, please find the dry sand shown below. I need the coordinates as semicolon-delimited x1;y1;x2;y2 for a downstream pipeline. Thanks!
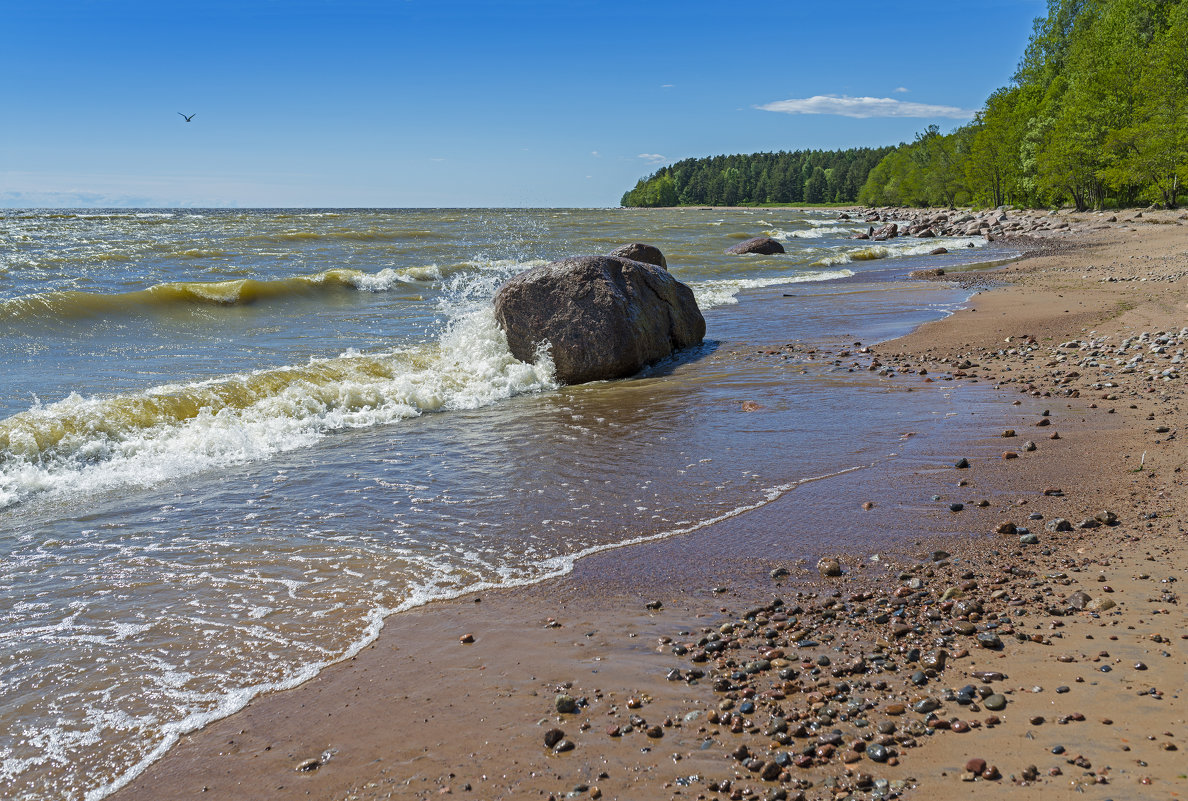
113;208;1187;801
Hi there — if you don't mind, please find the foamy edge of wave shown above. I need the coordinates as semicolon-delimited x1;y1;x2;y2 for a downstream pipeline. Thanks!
691;269;854;308
0;308;557;511
84;462;869;801
813;236;986;266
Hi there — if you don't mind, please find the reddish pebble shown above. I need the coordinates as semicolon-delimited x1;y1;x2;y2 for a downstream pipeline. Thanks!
459;633;475;644
965;758;987;774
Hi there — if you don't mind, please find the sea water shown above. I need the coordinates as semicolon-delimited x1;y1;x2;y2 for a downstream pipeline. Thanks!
0;207;1006;799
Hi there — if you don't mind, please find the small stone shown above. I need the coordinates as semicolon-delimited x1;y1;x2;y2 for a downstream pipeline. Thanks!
955;458;970;469
965;758;987;774
555;694;577;714
645;725;664;738
553;739;575;752
1023;440;1036;451
994;521;1017;535
983;694;1007;711
866;743;889;763
544;728;565;748
296;758;320;772
459;633;475;644
817;557;843;577
949;503;964;512
1020;533;1039;545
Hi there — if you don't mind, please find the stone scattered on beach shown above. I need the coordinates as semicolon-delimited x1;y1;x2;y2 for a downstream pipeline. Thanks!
817;557;843;577
296;758;320;772
543;728;565;748
555;694;577;714
607;243;667;269
725;236;785;255
493;253;705;384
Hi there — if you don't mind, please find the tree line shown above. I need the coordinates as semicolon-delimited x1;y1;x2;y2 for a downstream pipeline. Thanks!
620;147;895;207
860;0;1187;210
623;0;1186;211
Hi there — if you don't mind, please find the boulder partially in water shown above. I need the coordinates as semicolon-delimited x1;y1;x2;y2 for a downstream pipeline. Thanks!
493;254;705;385
607;243;667;270
725;236;784;255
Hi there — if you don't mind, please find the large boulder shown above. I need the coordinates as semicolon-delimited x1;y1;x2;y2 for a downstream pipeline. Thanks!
725;236;784;255
608;243;667;269
494;254;705;384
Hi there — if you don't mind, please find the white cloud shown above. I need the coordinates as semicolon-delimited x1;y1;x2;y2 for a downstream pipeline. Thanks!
591;150;601;157
637;153;668;164
660;84;674;89
893;86;909;93
757;95;974;119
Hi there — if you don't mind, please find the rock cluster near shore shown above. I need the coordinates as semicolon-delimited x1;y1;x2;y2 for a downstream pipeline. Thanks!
844;206;1174;243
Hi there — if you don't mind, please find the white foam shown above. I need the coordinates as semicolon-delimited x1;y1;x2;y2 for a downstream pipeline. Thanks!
814;236;985;266
692;269;854;308
0;266;558;511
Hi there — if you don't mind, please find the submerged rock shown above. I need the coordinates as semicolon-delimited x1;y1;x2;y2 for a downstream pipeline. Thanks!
494;254;705;385
725;236;785;255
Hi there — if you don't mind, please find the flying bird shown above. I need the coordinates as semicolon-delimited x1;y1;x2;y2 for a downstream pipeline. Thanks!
178;112;196;122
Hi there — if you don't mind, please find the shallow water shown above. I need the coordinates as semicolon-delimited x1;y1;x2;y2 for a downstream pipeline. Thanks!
0;207;1009;799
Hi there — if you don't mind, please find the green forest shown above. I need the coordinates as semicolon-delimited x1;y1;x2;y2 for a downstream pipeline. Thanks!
624;0;1188;210
620;147;894;207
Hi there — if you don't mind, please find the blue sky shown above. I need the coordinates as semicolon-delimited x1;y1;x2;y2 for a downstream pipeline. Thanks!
0;0;1044;208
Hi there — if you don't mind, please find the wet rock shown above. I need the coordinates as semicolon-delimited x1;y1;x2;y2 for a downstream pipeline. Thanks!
726;237;785;255
494;255;705;385
296;758;321;772
544;728;566;748
983;694;1007;711
555;694;577;714
607;243;667;269
817;558;843;577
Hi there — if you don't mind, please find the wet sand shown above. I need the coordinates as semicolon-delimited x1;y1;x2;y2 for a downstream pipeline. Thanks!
113;208;1187;801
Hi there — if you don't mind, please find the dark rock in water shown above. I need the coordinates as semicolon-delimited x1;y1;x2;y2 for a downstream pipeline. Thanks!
494;255;705;385
608;243;667;270
871;223;898;241
725;236;785;255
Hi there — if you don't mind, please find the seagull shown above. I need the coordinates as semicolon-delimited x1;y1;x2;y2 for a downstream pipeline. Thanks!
178;112;196;122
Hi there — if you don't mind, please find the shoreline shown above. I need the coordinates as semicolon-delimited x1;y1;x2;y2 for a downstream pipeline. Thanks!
111;210;1187;801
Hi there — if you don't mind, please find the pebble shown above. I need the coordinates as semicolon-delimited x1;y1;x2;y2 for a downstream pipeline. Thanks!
555;694;577;714
983;694;1007;711
817;557;843;577
544;728;565;748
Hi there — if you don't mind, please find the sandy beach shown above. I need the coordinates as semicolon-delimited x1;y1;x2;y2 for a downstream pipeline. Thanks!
112;208;1187;801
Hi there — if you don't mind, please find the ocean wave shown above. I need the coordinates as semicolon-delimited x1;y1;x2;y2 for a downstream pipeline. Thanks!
766;226;857;240
0;266;464;321
235;228;443;244
814;236;985;266
0;309;557;510
692;269;854;308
